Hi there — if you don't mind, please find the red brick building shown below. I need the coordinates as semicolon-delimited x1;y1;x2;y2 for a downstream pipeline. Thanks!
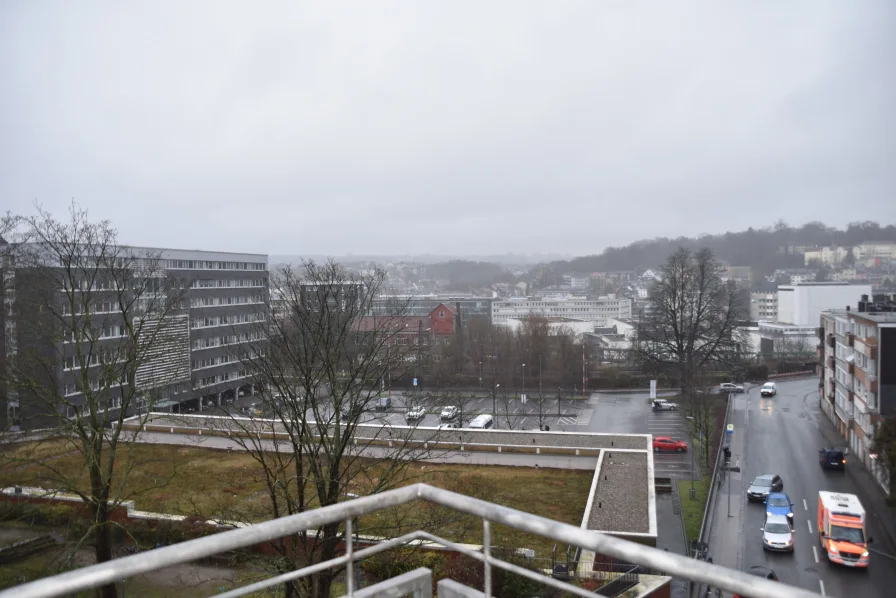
355;303;455;346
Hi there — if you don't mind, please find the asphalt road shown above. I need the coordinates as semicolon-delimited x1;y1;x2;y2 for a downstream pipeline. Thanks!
738;378;895;598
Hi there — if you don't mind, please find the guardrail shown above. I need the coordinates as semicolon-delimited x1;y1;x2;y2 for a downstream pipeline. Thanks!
2;483;822;598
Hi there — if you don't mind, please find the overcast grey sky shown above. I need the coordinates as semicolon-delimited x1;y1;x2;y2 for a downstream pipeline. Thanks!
2;2;894;258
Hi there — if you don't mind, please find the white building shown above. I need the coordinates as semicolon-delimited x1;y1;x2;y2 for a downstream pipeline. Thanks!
777;283;872;327
498;317;594;341
758;282;871;356
853;242;896;267
491;295;632;327
803;246;849;267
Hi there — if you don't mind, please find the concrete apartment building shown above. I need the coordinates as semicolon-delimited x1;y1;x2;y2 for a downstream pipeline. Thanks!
853;241;896;268
749;290;778;321
758;282;871;356
2;247;268;430
491;295;632;327
819;294;895;493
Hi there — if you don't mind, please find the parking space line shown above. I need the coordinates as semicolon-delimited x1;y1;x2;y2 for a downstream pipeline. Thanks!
807;519;813;534
819;580;825;596
812;546;819;563
803;498;808;511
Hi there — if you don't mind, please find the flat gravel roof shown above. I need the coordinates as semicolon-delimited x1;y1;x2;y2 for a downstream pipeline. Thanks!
587;451;650;534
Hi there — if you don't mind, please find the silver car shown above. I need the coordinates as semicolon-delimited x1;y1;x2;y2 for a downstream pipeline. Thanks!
761;514;794;552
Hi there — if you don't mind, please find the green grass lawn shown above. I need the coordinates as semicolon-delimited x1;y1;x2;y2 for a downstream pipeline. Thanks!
1;441;592;558
678;477;711;544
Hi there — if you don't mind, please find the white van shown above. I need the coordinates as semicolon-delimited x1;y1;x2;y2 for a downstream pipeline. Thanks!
468;414;494;429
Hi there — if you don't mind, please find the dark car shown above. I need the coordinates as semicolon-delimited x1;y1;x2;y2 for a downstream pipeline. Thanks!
374;396;392;411
747;474;783;502
819;447;846;471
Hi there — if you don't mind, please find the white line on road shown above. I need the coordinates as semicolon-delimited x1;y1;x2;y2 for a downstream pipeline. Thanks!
819;580;826;596
812;546;819;563
807;519;814;534
803;498;808;511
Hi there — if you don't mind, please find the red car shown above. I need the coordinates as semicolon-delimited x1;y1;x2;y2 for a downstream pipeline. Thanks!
653;436;688;452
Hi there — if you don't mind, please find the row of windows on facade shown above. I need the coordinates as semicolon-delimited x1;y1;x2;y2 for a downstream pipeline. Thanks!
197;370;249;388
167;260;266;271
190;313;264;329
190;296;262;308
191;279;266;289
64;325;128;342
834;320;878;339
192;332;263;350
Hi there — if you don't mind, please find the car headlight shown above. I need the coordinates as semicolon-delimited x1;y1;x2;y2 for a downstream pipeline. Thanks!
785;539;793;545
766;511;773;517
829;544;839;553
861;550;869;558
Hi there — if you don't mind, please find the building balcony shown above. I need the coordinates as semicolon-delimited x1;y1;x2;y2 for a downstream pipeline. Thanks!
847;362;855;376
846;332;855;347
3;483;817;598
869;376;878;394
826;356;834;370
816;326;825;341
826;334;836;348
835;402;852;423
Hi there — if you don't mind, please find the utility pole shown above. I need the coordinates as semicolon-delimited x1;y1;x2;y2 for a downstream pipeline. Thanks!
582;343;586;399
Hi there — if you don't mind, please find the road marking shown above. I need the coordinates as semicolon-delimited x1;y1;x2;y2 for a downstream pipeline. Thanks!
812;546;819;563
807;520;813;534
803;498;808;511
819;580;826;596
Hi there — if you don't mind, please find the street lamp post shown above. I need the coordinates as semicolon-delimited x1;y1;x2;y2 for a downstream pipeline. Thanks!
479;361;482;388
493;383;500;428
521;363;526;400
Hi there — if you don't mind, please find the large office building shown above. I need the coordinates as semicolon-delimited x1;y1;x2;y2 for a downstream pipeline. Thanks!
758;282;871;356
491;295;632;327
819;294;896;492
2;247;268;430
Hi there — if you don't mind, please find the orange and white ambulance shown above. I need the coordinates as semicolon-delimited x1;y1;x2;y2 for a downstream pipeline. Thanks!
817;491;871;568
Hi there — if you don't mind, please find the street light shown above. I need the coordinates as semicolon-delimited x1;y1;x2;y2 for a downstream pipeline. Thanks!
521;363;526;400
493;383;500;429
479;361;483;388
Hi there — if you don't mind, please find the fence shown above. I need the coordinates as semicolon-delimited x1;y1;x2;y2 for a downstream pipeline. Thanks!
2;483;824;598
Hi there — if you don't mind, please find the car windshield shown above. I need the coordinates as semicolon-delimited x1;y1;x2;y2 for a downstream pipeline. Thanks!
768;496;789;507
765;522;790;534
763;384;774;388
753;477;773;487
830;525;865;544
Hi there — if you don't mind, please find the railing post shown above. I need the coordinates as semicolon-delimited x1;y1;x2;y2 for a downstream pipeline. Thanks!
483;519;492;598
345;518;354;597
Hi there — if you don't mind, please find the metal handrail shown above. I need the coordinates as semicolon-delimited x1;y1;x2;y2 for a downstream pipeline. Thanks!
3;483;823;598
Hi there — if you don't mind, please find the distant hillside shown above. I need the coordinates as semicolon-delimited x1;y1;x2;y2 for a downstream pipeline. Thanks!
538;221;896;277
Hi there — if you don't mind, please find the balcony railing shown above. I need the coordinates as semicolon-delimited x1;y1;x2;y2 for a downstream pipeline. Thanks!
847;332;855;347
0;484;823;598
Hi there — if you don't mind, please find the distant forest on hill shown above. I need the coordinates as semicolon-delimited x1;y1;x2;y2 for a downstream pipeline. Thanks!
541;221;896;278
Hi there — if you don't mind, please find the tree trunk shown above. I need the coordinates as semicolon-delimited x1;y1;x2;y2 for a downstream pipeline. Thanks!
93;506;118;598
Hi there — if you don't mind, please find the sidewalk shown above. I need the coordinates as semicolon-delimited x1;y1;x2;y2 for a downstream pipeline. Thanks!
703;394;748;573
655;487;689;598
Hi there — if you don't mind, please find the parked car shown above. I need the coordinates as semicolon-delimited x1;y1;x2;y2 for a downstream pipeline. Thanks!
760;382;777;397
652;400;678;412
440;406;459;421
438;422;460;430
719;383;745;394
761;514;795;552
819;447;846;471
405;406;426;422
733;566;779;598
374;396;392;411
764;492;794;524
747;474;783;502
652;436;688;452
468;414;494;429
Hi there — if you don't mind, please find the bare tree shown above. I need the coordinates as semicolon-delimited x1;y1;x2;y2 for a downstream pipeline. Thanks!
2;204;187;598
633;247;749;398
212;260;440;598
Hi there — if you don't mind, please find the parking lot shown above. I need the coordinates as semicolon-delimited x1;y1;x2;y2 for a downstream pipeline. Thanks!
371;394;590;431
